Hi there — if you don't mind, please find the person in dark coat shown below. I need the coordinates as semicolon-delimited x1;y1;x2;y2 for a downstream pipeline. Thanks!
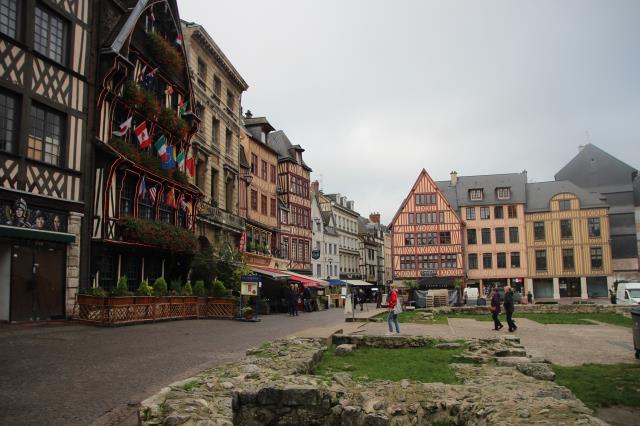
285;285;295;316
490;288;503;330
527;291;533;305
303;286;312;312
504;286;517;332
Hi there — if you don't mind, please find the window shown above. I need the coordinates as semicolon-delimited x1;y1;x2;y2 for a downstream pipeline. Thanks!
507;205;517;218
427;232;438;245
292;239;297;261
590;247;603;269
482;253;492;269
535;250;547;271
480;207;490;219
226;90;235;111
509;227;519;243
560;219;572;239
119;177;135;216
496;187;511;200
415;193;436;205
261;160;267;180
588;217;601;238
400;255;415;270
225;129;232;153
197;58;207;85
34;5;68;65
408;213;414;224
138;187;154;220
559;199;571;211
416;233;427;245
496;252;506;268
441;254;456;268
534;221;545;240
469;189;483;201
418;254;438;270
250;189;257;211
316;264;321;277
211;169;219;202
0;90;18;153
494;206;504;219
0;0;18;38
468;254;478;269
213;76;222;98
439;231;451;244
270;197;276;217
270;164;276;183
467;229;477;245
439;212;445;224
404;233;414;246
511;252;520;268
466;207;476;220
28;104;64;166
211;117;220;146
250;154;259;176
562;248;574;271
481;228;491;244
158;192;175;224
495;227;505;244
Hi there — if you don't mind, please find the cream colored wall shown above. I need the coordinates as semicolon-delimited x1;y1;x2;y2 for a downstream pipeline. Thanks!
240;132;278;229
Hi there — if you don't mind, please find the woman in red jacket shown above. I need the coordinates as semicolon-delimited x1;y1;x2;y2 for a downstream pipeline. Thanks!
387;287;400;334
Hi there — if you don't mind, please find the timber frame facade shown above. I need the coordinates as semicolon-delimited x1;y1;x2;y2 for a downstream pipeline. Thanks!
390;169;464;288
0;0;91;321
88;0;202;291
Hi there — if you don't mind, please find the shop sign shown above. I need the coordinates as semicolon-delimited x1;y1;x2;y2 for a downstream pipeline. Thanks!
1;198;68;232
421;270;437;277
311;249;320;260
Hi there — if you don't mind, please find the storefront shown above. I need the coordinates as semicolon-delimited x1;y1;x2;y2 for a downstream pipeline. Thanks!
0;198;80;322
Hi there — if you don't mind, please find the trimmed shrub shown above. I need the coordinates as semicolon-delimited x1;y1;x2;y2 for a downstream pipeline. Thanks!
211;278;228;297
153;277;168;297
193;280;206;297
182;281;193;296
170;279;182;295
136;279;153;296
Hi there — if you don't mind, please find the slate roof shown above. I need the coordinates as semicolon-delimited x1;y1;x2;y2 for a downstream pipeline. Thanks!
555;143;638;190
266;131;312;171
526;180;608;212
454;173;527;207
435;181;459;211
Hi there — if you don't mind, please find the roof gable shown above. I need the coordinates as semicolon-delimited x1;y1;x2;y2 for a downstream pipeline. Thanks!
555;144;638;189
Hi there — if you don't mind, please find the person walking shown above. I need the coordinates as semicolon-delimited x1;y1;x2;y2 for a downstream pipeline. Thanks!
504;286;517;332
387;287;400;335
303;286;312;312
490;288;503;331
358;288;365;311
285;285;294;316
527;291;533;305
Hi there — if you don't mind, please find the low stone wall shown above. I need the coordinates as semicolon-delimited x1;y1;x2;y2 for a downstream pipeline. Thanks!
139;335;604;425
433;304;633;315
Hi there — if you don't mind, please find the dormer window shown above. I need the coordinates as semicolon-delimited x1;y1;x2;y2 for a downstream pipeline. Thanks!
469;189;483;201
496;187;511;200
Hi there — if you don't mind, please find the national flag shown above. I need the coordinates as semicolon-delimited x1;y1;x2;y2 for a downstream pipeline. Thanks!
160;145;176;170
137;64;147;82
175;32;182;46
154;135;167;161
141;67;158;89
178;99;189;117
150;7;155;25
176;150;185;169
148;186;157;204
138;175;147;198
177;193;186;210
112;116;133;137
185;153;195;177
164;85;174;97
134;121;152;149
165;187;176;208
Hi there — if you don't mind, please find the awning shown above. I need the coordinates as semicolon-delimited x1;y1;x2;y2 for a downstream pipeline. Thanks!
0;225;75;243
287;271;325;288
250;266;290;278
328;279;348;286
345;280;373;287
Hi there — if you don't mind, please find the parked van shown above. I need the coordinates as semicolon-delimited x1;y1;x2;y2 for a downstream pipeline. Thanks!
616;283;640;305
463;287;479;305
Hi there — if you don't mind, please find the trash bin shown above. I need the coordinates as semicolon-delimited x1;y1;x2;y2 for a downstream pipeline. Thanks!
632;308;640;359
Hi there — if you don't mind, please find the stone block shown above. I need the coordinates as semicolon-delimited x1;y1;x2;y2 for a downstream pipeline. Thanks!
363;413;390;425
336;344;356;356
435;342;462;349
496;357;531;367
495;349;527;358
281;385;321;406
517;363;556;381
257;386;282;405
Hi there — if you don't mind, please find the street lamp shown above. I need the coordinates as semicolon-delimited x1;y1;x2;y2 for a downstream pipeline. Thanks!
328;257;333;278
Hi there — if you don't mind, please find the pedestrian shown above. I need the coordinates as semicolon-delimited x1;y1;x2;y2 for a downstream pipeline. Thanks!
292;284;299;316
489;288;503;331
609;288;617;305
527;291;533;305
387;286;400;335
284;285;294;316
504;286;517;332
287;285;297;316
358;288;365;311
303;286;312;312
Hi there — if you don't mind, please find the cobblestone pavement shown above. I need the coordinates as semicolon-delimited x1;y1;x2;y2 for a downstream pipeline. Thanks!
0;307;349;426
359;317;636;366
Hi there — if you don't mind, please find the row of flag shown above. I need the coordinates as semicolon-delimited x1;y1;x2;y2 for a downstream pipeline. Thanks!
138;176;192;213
113;117;194;177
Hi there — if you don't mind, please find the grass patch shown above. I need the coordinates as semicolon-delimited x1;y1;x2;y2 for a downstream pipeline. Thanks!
314;344;464;383
553;363;640;408
179;380;199;392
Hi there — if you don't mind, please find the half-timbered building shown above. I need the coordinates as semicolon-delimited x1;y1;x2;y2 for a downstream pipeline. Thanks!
267;130;312;274
389;169;464;289
0;0;91;321
88;0;201;290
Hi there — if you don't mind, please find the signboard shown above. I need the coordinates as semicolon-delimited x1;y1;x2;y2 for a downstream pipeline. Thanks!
1;198;68;232
311;249;320;260
240;275;261;296
421;270;437;277
317;289;325;296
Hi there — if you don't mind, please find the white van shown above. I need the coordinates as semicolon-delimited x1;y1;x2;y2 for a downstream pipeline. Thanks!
616;283;640;305
463;287;479;305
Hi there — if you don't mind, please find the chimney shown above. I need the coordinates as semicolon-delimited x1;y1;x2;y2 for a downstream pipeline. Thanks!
578;145;585;151
450;171;458;186
347;200;354;210
370;212;380;224
245;110;253;119
311;180;320;193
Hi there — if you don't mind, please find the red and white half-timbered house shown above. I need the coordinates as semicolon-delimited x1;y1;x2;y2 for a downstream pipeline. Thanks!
389;169;464;289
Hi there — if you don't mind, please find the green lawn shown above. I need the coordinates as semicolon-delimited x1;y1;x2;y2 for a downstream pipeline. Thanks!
314;344;464;383
553;363;640;408
380;311;632;327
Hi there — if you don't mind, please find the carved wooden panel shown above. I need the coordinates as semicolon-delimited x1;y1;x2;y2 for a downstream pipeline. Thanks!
0;40;26;86
0;158;19;189
26;165;67;199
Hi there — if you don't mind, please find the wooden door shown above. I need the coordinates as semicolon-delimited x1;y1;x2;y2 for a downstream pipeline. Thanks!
10;245;35;321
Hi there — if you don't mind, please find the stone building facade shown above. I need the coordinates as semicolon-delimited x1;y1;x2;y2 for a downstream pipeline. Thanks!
182;22;247;251
0;0;91;321
322;193;362;279
311;185;340;280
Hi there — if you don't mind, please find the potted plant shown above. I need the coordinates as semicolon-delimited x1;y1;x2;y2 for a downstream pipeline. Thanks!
109;276;134;305
77;286;107;305
153;277;169;303
135;279;154;304
243;306;254;320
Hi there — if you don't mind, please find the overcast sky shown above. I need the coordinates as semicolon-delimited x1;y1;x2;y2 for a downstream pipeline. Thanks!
180;0;640;224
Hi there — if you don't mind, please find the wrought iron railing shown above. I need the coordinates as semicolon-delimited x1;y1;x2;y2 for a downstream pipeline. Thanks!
198;198;245;231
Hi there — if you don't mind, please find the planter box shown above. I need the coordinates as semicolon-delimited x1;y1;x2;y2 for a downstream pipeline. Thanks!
76;295;106;306
107;296;135;306
134;296;155;304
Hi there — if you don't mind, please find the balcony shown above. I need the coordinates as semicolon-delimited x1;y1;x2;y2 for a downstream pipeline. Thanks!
197;198;245;233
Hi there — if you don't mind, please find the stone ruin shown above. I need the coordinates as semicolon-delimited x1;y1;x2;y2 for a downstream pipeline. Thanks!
139;335;605;425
